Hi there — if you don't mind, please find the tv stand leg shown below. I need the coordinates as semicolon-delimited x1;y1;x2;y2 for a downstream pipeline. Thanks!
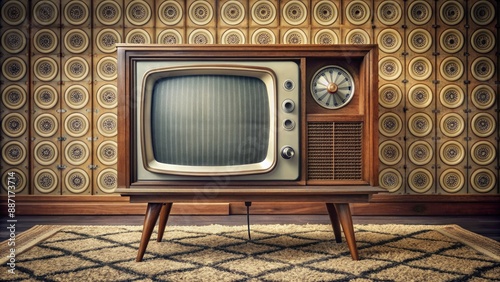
334;203;359;260
157;203;173;242
136;202;163;262
325;203;342;243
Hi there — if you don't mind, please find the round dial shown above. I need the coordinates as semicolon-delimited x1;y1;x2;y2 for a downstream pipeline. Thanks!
310;65;355;109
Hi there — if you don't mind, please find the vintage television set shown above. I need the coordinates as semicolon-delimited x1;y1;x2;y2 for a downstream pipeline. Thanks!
116;45;381;261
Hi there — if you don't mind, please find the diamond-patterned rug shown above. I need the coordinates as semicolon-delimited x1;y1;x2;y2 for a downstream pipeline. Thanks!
1;224;499;281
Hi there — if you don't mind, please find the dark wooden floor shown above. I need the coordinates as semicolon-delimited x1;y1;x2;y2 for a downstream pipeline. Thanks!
1;215;499;242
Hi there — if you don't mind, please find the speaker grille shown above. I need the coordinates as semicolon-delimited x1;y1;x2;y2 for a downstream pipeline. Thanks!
307;122;363;180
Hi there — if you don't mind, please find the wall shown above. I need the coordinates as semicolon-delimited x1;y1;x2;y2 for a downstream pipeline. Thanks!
1;0;498;198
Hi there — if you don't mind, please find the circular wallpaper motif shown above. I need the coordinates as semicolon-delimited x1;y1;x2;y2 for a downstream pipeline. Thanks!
188;0;213;26
378;56;402;81
471;113;496;137
2;140;26;166
313;0;338;26
34;169;58;194
283;0;307;26
470;169;496;193
64;84;89;110
126;29;151;44
345;29;370;44
439;169;464;194
2;169;26;193
440;112;465;137
1;29;27;54
408;112;433;137
408;168;433;194
471;84;495;110
408;0;432;26
65;140;90;166
439;29;464;54
34;113;58;137
378;140;403;166
188;29;214;44
471;1;495;26
159;0;183;26
1;1;27;25
126;0;151;26
346;0;370;26
96;57;118;81
2;57;27;82
221;0;245;26
408;84;433;109
96;84;118;109
251;28;276;44
377;0;402;26
34;29;58;54
251;0;276;25
157;29;183;44
439;0;464;26
34;84;58;109
2;85;27;110
439;84;464;109
34;57;58;82
64;0;89;25
97;140;118;165
408;28;432;54
221;29;245;44
97;168;118;193
440;57;464;82
2;113;27;138
64;57;89;81
33;1;58;26
408;140;433;166
471;29;495;54
439;140;465;166
283;28;307;44
471;141;496;166
378;112;402;137
64;169;89;194
408;57;432;81
97;113;118;137
378;84;402;108
64;29;89;53
96;29;121;53
64;113;89;138
379;168;403;193
471;57;495;82
34;141;58;166
96;0;122;26
314;29;339;45
377;29;402;54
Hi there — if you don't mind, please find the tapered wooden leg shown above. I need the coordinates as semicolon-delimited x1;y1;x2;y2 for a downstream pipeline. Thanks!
326;203;342;243
334;203;359;260
157;203;173;242
136;203;163;262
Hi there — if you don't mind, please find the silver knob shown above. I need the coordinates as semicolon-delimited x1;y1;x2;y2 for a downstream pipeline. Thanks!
281;146;295;159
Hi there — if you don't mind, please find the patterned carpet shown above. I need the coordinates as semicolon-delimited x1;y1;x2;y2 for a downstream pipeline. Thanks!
1;224;499;281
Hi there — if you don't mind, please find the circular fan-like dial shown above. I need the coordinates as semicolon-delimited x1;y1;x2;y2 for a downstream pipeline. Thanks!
310;65;355;109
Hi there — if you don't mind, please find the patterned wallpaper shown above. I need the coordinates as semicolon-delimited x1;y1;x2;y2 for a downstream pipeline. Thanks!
0;0;498;196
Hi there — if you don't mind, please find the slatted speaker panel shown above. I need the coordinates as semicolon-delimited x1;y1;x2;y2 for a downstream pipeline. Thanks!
307;122;363;181
1;0;498;197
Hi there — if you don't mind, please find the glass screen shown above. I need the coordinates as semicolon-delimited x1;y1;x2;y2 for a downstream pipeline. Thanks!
151;75;270;166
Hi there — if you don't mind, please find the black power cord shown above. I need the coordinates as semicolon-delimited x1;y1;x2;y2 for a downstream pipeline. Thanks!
245;201;252;240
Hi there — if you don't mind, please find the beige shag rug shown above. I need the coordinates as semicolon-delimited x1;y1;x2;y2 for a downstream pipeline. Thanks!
1;224;499;281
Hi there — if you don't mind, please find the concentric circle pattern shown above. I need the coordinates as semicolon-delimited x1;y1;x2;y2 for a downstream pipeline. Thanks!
408;112;433;137
471;1;495;26
345;29;370;44
379;84;402;109
96;29;121;53
408;140;433;166
313;0;338;26
440;112;465;137
408;84;433;109
64;169;89;194
346;0;370;26
251;0;276;25
379;140;403;166
97;113;118;137
126;29;151;44
2;57;27;82
64;29;89;53
439;29;464;54
408;168;433;193
64;57;89;81
314;29;339;45
439;0;464;25
221;29;245;44
188;29;214;44
471;57;495;81
283;28;307;44
65;140;90;166
379;168;403;193
377;29;402;53
379;112;403;137
33;1;58;26
409;57;432;81
34;29;58;54
377;1;402;26
35;169;58;194
97;169;118;193
188;0;213;25
2;1;27;25
159;0;183;26
158;29;183;44
34;57;58;82
471;29;495;54
34;141;58;166
1;29;27;54
251;28;276;44
97;84;118;109
65;85;89;109
2;169;26;193
126;0;151;26
471;85;495;110
34;85;58;109
408;1;432;25
471;113;496;137
283;0;307;26
440;140;465;166
471;141;496;166
2;85;27;110
97;141;118;166
439;84;464;109
96;0;122;26
34;113;58;137
2;113;27;138
97;57;118;81
64;0;90;25
440;57;464;81
64;113;89;138
2;140;26;165
378;56;402;81
408;28;432;53
221;0;245;26
470;169;496;193
439;169;464;193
